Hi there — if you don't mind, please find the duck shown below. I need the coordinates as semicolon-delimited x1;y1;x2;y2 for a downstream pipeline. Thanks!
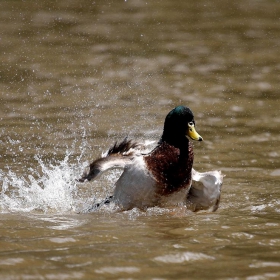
78;105;223;212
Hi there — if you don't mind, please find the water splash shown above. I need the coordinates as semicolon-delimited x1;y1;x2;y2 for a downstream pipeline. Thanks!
0;151;86;213
0;133;124;215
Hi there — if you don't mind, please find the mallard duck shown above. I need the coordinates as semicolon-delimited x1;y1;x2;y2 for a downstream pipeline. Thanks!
78;105;223;212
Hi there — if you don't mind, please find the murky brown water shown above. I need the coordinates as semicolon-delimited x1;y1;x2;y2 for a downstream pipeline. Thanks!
1;0;280;279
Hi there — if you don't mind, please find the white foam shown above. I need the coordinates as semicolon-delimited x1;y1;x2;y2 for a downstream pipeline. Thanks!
0;152;86;213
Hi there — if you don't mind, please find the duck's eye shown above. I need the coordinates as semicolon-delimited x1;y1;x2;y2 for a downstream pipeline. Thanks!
188;122;194;131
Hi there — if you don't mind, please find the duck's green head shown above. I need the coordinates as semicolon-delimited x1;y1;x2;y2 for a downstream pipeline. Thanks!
161;105;203;147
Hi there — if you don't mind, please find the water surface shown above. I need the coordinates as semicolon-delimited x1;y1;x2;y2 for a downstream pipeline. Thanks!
1;0;280;279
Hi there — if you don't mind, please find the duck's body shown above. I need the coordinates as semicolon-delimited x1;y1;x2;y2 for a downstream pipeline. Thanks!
79;106;223;212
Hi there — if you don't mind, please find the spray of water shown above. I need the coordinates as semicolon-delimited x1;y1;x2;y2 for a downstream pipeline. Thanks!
0;130;127;215
0;151;85;213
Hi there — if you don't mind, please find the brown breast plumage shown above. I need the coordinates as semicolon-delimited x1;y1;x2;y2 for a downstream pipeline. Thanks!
144;141;194;196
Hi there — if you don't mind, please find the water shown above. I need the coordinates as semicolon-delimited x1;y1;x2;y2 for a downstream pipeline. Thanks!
1;0;280;279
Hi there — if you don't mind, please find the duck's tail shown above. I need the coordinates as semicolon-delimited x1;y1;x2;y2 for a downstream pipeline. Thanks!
78;138;140;183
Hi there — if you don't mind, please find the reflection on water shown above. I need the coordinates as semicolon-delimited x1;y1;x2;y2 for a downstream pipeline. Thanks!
1;0;280;279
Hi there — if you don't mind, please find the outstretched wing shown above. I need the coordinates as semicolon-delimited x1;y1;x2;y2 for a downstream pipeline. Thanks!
78;138;144;183
186;169;224;212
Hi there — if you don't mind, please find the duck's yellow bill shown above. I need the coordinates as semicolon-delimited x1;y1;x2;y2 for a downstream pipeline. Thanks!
187;123;203;141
